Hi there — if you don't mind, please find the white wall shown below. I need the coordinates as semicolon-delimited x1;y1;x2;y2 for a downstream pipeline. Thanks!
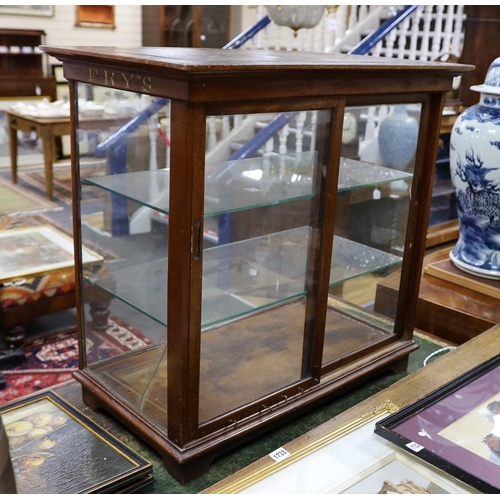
0;5;142;68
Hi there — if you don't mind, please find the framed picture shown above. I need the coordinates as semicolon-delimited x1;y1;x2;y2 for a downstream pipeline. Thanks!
0;225;103;284
0;5;54;17
1;391;152;494
75;5;115;29
204;402;476;494
328;451;468;494
375;353;500;494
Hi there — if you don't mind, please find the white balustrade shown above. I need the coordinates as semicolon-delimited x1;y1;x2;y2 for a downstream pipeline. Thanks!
222;116;230;141
419;6;433;61
408;7;423;60
294;111;307;154
431;5;445;59
336;5;348;41
451;6;465;57
369;5;465;62
310;111;318;154
396;15;410;60
278;123;290;156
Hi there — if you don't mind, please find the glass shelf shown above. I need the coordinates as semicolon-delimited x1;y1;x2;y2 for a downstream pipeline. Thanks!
82;154;413;217
337;157;412;190
85;227;402;329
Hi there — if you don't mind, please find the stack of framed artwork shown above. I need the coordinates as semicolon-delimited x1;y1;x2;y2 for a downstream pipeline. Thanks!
1;391;152;494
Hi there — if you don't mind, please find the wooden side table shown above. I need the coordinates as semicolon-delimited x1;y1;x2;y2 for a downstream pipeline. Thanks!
5;109;133;200
374;246;500;345
5;109;71;201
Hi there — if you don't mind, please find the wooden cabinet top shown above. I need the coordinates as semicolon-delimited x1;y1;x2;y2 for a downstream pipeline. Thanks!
41;47;473;103
42;46;471;75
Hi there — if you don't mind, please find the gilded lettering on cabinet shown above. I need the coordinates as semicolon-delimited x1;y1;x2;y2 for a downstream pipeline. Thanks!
87;67;152;93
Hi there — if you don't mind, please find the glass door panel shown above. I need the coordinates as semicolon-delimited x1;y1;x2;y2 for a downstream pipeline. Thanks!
323;103;422;367
199;110;330;423
75;83;172;430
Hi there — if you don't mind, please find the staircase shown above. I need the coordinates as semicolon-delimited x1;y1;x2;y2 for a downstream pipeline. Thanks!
239;5;465;60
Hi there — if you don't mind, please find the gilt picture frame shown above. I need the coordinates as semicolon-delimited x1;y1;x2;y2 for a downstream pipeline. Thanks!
0;225;103;284
203;402;476;494
375;353;500;494
1;391;152;494
328;451;468;494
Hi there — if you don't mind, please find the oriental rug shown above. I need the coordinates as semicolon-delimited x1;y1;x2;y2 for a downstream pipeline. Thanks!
0;317;152;405
0;176;61;216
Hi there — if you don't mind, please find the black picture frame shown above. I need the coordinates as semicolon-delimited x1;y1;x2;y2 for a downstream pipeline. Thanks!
1;390;153;494
374;353;500;494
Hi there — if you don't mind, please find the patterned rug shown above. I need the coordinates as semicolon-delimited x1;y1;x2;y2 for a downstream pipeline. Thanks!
0;317;152;405
0;176;61;216
18;161;108;205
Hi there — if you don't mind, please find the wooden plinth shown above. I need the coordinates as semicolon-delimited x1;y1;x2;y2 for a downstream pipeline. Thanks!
375;247;500;345
425;257;500;299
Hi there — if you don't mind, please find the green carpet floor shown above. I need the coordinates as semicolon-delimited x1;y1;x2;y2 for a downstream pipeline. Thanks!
54;331;452;494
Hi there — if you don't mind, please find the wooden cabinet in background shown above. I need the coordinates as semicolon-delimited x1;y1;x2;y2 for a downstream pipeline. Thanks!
459;6;500;108
0;28;56;100
141;5;230;49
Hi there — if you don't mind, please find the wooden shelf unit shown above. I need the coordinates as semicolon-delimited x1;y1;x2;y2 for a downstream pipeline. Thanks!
0;28;55;100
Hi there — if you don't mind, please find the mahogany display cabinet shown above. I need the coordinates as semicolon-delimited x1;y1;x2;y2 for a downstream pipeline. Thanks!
41;45;471;483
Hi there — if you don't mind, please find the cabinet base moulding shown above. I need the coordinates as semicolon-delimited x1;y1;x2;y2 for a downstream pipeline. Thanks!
74;338;416;484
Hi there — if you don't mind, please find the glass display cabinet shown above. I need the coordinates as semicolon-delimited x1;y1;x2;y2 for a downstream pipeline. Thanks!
40;45;471;483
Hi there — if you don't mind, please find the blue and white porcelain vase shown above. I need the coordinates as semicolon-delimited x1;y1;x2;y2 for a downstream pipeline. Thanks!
450;57;500;279
378;105;419;170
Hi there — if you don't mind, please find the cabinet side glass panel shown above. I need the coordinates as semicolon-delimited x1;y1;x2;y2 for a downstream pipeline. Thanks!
199;110;329;423
76;83;171;429
324;103;421;367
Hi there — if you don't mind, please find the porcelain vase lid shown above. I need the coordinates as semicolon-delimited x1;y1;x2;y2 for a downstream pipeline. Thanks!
470;56;500;96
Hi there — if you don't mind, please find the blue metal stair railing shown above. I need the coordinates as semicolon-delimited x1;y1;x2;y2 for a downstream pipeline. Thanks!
349;5;418;55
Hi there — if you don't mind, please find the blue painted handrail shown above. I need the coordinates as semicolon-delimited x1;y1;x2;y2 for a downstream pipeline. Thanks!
223;15;272;50
94;97;168;158
93;16;268;159
97;6;418;162
349;5;419;55
93;14;271;160
229;6;420;160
